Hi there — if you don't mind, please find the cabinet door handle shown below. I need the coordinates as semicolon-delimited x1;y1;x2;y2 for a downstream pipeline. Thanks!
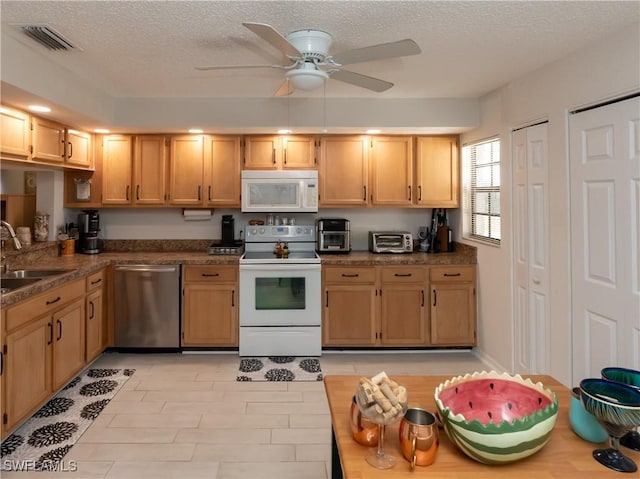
125;185;130;201
208;186;212;201
408;185;411;200
325;291;329;307
46;296;61;306
56;319;62;341
202;273;219;277
433;289;437;307
421;289;425;307
197;185;202;201
341;273;359;278
0;349;4;376
284;148;287;165
394;273;412;277
136;185;140;200
418;185;422;201
272;148;276;165
363;185;367;201
444;273;461;277
89;301;95;320
48;322;53;345
231;290;235;307
91;278;102;285
68;140;73;159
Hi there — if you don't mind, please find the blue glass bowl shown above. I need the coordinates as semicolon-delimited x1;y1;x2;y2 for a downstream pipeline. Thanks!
579;378;640;428
601;367;640;389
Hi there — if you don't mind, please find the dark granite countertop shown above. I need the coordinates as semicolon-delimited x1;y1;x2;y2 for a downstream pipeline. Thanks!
1;241;476;308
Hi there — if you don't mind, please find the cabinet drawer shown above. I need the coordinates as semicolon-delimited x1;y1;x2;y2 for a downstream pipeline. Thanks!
381;266;426;283
430;265;475;282
323;266;376;284
86;269;105;292
6;279;85;332
184;265;237;283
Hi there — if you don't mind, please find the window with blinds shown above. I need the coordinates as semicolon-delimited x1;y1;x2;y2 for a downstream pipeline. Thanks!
462;138;501;244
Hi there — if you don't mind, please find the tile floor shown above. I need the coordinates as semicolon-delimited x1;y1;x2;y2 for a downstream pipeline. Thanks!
3;351;488;479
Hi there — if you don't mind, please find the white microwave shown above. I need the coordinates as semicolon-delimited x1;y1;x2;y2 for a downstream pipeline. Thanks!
241;170;318;213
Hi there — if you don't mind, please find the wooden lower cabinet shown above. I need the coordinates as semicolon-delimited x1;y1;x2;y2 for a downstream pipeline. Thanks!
323;264;475;348
52;298;85;390
3;315;52;434
182;265;238;346
379;266;427;345
1;270;112;438
430;265;477;346
85;268;106;362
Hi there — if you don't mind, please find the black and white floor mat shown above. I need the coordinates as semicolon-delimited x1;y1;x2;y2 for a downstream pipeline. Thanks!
237;356;322;382
0;368;135;472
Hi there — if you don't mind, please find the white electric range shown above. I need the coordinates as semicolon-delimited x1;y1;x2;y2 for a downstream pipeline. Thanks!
239;224;321;356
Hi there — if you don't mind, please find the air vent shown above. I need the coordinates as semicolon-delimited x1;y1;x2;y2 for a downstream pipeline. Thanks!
20;25;79;51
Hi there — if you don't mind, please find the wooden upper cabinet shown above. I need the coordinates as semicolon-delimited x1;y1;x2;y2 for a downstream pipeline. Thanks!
243;135;316;170
65;129;93;169
319;136;369;207
101;135;133;205
134;135;167;205
415;136;459;207
204;135;241;207
369;136;413;206
32;117;65;164
0;106;30;160
282;136;317;169
169;135;204;205
243;135;279;169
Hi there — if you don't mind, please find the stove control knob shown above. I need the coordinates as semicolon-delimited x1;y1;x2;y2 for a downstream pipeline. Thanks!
250;228;257;235
296;227;302;234
259;227;265;234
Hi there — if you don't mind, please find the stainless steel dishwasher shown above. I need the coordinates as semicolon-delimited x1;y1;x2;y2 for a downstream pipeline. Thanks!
114;264;181;350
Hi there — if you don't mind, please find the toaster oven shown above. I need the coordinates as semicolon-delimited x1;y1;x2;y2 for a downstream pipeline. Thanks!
368;231;413;253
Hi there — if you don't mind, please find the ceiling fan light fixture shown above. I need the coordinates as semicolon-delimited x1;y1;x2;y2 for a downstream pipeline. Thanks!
286;68;329;90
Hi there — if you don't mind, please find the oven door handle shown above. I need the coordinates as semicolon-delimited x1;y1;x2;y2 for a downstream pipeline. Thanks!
239;264;321;272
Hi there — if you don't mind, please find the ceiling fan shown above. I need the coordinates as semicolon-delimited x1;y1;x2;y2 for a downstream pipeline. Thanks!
196;22;421;96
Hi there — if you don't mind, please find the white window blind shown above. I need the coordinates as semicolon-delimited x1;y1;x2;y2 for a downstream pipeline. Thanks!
462;138;501;244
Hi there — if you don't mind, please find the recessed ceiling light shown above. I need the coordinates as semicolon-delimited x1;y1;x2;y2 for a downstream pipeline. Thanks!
277;129;292;134
28;105;51;113
94;128;110;134
366;129;381;134
188;129;203;134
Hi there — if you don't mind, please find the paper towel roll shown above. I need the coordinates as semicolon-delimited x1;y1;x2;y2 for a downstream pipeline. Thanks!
183;209;212;221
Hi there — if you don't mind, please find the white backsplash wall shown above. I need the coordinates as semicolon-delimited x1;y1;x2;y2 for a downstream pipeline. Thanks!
68;207;447;250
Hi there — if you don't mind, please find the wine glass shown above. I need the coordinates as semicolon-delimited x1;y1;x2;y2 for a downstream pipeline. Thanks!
579;378;640;473
601;367;640;451
355;392;408;469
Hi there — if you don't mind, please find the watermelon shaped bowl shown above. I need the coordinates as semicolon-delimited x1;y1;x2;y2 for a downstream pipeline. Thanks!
434;371;558;465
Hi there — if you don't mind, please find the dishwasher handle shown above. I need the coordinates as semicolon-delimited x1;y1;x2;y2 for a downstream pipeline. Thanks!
115;266;179;273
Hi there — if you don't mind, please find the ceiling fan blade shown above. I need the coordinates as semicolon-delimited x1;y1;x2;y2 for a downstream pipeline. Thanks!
195;64;284;71
331;39;421;66
242;22;302;58
274;80;294;97
330;69;393;92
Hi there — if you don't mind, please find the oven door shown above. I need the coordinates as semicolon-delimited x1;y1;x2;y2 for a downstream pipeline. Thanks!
239;263;321;326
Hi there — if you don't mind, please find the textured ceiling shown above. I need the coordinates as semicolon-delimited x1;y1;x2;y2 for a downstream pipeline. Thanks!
2;0;639;101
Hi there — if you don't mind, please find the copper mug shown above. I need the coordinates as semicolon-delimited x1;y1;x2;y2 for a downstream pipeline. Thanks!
399;407;439;468
349;395;378;447
59;239;75;256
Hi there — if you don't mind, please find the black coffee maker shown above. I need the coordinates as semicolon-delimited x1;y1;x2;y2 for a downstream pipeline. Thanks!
221;215;235;245
78;209;101;254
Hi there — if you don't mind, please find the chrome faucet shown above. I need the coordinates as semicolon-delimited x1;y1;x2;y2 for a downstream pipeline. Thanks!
0;221;22;250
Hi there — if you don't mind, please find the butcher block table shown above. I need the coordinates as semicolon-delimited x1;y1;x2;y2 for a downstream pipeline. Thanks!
323;374;639;479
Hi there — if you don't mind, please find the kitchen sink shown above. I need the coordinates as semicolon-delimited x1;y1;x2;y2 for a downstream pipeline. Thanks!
2;269;71;279
0;277;43;292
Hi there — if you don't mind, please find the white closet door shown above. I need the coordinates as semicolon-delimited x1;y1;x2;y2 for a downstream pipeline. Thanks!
570;96;640;385
513;123;550;374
